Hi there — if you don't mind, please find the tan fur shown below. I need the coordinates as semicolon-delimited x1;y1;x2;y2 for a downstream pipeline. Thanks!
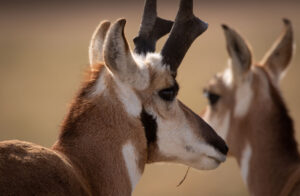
203;20;300;196
0;140;90;196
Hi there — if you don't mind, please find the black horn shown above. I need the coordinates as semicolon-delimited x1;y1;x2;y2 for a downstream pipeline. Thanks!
161;0;208;73
134;0;174;55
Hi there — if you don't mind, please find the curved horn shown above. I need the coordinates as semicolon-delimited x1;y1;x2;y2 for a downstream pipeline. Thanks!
161;0;208;73
134;0;173;55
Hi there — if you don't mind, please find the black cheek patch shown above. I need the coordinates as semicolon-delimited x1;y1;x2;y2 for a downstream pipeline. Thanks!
140;108;157;146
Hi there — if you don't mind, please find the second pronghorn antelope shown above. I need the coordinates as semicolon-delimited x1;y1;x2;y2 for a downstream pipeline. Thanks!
203;19;300;196
0;0;228;195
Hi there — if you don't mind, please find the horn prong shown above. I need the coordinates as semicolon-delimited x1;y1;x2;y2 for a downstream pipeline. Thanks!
134;0;173;55
161;0;208;73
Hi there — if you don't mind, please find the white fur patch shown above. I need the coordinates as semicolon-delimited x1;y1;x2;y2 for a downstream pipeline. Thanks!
203;109;231;141
122;141;141;191
145;53;168;73
113;76;142;117
234;74;253;118
240;142;252;186
90;69;107;97
223;62;234;88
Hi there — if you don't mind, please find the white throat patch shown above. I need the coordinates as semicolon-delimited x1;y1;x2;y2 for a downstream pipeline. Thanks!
122;141;141;191
240;142;252;186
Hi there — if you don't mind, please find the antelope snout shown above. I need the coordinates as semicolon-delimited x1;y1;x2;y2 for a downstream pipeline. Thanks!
178;101;228;168
207;129;228;156
200;117;228;156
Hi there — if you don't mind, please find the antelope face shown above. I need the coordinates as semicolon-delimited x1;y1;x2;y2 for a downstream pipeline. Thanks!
203;19;294;155
139;54;227;170
88;0;228;170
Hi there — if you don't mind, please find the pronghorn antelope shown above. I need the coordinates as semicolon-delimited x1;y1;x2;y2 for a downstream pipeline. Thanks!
203;19;300;196
0;0;228;195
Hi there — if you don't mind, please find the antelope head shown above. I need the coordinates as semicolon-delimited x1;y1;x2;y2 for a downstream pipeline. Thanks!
203;19;295;157
88;0;228;171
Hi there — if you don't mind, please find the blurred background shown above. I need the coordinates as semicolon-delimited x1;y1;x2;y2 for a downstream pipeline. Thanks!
0;0;299;195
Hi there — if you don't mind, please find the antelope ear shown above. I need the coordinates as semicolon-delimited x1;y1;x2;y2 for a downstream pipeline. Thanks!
222;24;252;78
89;20;111;67
260;19;294;81
103;19;148;89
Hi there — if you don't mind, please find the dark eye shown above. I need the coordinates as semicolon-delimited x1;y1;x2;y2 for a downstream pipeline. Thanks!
159;83;179;102
203;90;221;106
159;89;176;101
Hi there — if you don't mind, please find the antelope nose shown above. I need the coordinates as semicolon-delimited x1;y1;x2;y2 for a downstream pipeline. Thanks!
204;125;228;155
214;139;228;155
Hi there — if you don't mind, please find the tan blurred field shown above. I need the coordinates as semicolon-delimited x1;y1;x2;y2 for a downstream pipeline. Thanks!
0;1;300;195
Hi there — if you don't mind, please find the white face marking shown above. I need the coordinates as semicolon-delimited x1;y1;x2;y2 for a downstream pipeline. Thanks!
240;142;252;186
147;102;225;170
113;76;142;117
234;74;253;118
145;53;169;73
203;109;231;141
122;141;141;191
90;69;107;97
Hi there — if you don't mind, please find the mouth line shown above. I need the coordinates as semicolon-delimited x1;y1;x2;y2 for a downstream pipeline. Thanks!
207;155;225;163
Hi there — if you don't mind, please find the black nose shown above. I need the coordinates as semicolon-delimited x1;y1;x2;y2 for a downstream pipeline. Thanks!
178;100;229;155
200;120;229;155
212;137;228;155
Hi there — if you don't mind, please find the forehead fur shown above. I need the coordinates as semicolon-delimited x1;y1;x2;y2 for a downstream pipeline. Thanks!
145;53;168;73
144;53;175;90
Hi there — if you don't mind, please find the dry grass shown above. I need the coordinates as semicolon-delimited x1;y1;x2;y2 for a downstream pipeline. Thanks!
0;1;299;195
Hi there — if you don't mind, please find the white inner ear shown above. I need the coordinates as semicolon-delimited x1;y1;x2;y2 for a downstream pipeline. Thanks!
89;37;105;66
234;74;253;118
89;22;110;67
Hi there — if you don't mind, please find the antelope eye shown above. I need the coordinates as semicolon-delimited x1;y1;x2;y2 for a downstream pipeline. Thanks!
159;83;179;102
203;90;221;106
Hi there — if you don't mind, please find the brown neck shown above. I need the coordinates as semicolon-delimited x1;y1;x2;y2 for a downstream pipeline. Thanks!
234;83;300;196
52;75;147;196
